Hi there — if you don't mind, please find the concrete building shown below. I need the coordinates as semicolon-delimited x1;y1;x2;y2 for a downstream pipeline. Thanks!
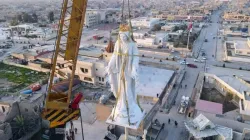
85;11;100;27
156;14;205;22
185;114;233;140
224;39;250;62
223;13;250;22
37;50;108;86
204;73;250;122
130;17;161;29
161;25;175;32
133;30;168;47
85;8;121;25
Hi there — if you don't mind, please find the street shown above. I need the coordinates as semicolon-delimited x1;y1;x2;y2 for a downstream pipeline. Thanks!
156;8;232;140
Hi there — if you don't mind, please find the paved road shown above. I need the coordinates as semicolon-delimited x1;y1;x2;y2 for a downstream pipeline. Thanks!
156;8;250;140
0;44;24;61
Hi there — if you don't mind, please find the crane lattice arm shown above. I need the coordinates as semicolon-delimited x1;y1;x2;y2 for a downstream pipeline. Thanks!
42;0;88;128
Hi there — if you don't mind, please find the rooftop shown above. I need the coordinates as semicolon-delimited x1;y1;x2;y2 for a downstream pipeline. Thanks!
234;40;249;50
195;100;223;115
136;66;174;97
132;17;160;22
218;75;250;95
185;114;233;139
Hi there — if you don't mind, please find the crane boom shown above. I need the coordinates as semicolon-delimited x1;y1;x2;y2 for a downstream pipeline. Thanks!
42;0;88;128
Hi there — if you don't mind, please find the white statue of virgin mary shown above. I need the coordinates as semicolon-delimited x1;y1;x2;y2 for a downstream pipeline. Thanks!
107;24;143;126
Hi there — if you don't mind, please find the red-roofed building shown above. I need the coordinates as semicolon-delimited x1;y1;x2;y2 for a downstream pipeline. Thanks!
195;99;223;115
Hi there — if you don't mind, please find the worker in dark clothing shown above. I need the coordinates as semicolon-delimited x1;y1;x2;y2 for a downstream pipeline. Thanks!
168;119;170;124
75;128;77;134
185;84;187;88
70;129;75;140
70;121;73;129
175;121;178;127
66;131;71;140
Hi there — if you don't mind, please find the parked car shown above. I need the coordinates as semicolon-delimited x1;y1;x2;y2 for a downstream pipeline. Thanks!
201;52;206;56
174;56;180;60
204;39;208;42
193;59;199;62
180;61;189;65
187;64;198;68
202;57;207;60
200;60;205;63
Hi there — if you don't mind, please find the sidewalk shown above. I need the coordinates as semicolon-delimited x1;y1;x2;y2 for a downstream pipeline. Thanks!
155;66;202;140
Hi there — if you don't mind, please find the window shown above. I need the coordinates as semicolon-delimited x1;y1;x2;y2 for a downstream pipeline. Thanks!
96;69;98;71
2;106;5;113
98;77;104;82
69;65;72;70
57;63;64;68
247;52;250;54
84;77;92;81
80;68;88;73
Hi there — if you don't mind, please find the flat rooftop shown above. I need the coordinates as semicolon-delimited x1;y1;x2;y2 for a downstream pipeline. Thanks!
217;75;250;95
235;40;249;50
185;114;233;139
136;66;174;97
36;49;105;64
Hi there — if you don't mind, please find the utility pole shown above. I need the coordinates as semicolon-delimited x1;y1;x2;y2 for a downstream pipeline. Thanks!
204;59;207;72
186;29;191;58
215;26;219;60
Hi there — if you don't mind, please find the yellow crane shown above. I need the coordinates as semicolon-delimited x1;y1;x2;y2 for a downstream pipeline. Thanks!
41;0;88;128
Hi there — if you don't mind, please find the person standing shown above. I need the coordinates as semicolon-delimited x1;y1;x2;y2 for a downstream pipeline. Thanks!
74;128;77;134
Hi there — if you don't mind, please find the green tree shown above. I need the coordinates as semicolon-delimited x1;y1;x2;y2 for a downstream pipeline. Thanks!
10;20;18;26
48;11;54;23
17;14;22;22
22;13;30;22
173;26;180;32
152;24;161;31
32;13;38;22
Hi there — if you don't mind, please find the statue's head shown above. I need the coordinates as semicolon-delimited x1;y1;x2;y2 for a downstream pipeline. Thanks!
119;24;131;43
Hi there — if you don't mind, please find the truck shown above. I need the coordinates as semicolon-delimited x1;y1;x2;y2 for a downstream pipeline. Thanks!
93;35;104;40
178;96;190;114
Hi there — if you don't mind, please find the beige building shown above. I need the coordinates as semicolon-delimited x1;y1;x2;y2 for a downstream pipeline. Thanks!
224;39;250;63
204;73;250;122
223;13;250;22
85;11;100;27
38;50;108;86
